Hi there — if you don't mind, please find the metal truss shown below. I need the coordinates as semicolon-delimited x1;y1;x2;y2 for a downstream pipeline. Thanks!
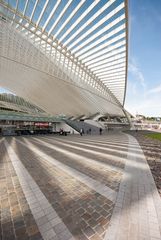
0;0;128;117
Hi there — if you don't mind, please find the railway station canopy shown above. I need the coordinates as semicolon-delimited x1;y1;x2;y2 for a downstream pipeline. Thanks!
0;0;128;118
0;93;60;122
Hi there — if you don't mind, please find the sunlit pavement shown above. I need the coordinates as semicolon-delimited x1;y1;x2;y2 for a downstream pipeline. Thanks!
0;133;161;240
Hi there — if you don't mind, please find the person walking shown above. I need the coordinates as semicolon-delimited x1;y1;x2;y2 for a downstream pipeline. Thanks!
99;128;102;135
80;128;83;136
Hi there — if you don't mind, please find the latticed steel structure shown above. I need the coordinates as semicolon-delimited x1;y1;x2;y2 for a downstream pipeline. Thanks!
0;93;45;114
0;0;128;117
0;93;61;122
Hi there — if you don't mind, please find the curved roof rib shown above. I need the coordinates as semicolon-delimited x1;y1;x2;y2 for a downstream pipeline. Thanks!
0;0;128;117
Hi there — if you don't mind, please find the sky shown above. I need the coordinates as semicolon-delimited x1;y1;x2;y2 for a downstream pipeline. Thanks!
124;0;161;117
0;0;161;117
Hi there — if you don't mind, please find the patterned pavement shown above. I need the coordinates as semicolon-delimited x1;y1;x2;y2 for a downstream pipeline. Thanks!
0;133;161;240
127;131;161;198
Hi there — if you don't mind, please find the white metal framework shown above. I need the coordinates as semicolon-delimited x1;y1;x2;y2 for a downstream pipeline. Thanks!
0;0;128;117
0;93;45;114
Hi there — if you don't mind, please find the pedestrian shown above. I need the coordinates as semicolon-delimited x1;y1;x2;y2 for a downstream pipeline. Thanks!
89;128;91;134
99;128;102;135
80;128;83;136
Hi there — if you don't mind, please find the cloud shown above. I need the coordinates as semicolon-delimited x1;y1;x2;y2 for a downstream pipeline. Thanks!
148;84;161;94
125;95;161;117
128;59;146;89
125;58;161;116
125;85;161;117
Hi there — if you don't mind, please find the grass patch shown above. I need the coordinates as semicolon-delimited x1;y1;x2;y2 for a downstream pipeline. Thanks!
145;132;161;141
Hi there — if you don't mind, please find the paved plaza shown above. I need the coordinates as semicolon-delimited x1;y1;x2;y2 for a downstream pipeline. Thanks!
128;131;161;198
0;133;161;240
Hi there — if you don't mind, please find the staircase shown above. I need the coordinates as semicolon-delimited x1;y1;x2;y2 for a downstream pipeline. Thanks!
64;119;102;134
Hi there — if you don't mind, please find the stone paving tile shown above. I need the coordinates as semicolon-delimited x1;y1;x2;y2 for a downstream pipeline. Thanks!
42;136;127;168
7;137;117;240
65;137;138;154
21;137;124;192
3;132;152;240
36;139;122;191
43;136;125;170
21;137;116;202
38;135;127;169
127;131;161;198
104;134;161;240
4;139;75;240
0;140;43;240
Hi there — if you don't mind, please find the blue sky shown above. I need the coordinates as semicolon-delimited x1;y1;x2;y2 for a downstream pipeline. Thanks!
0;0;161;117
125;0;161;117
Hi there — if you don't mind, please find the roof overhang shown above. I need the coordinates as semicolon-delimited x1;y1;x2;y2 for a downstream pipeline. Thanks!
0;0;128;117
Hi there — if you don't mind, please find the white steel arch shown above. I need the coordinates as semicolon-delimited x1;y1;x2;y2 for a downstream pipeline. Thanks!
0;0;128;117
